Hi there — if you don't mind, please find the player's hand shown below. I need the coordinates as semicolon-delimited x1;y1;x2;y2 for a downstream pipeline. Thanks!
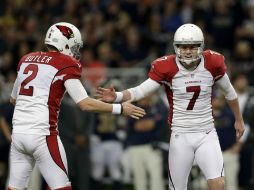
235;119;245;140
96;85;116;103
10;97;16;105
122;100;146;119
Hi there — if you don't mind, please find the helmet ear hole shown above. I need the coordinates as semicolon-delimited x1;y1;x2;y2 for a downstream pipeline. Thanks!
65;45;69;49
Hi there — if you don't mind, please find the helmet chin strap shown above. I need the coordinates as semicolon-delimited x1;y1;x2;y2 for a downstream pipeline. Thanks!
175;47;202;66
178;57;200;65
177;56;202;70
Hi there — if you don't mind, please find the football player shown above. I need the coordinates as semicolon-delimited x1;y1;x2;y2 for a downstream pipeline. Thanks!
7;22;145;190
96;23;245;190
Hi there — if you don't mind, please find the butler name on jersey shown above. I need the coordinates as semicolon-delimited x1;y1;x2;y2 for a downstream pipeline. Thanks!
13;51;82;136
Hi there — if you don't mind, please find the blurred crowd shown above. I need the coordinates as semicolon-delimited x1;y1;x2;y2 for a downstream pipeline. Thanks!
0;0;254;87
1;0;254;189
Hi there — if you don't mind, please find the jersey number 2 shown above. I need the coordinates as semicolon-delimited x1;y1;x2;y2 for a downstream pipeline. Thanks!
186;86;200;110
19;64;38;96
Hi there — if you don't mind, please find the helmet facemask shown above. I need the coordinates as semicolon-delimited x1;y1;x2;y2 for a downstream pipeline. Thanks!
174;42;204;65
70;43;83;60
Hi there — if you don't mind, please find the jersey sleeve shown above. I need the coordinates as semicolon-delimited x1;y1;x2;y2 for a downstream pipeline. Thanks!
64;79;88;103
216;74;237;100
11;79;18;99
148;59;167;82
148;56;179;84
205;50;227;81
214;55;226;81
58;65;82;82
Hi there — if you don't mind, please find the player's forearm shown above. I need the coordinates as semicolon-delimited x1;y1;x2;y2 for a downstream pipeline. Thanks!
65;79;119;113
227;98;243;121
10;78;18;105
78;97;121;114
116;78;160;102
0;118;11;142
10;97;16;105
10;78;18;100
121;90;132;101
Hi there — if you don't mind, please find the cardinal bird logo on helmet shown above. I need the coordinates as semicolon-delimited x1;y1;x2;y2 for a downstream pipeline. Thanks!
56;25;74;39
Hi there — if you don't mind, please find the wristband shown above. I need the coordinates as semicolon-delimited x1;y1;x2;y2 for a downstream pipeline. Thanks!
114;92;123;103
112;104;122;114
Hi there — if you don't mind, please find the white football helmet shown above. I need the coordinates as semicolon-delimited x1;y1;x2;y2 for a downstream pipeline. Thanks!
45;22;83;60
173;24;204;65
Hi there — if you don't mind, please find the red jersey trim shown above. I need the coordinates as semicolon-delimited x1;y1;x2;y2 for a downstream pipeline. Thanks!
48;66;81;135
46;136;68;175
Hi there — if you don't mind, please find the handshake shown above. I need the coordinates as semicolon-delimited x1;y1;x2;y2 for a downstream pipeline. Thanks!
95;86;146;120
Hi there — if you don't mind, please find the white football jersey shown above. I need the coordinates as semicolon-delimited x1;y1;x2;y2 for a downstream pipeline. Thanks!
149;50;226;132
12;51;82;135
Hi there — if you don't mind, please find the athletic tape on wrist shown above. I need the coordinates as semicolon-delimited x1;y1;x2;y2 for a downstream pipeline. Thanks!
112;104;122;114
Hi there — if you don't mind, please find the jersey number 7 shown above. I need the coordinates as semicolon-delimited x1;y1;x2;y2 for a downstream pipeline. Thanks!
186;86;200;110
19;64;38;96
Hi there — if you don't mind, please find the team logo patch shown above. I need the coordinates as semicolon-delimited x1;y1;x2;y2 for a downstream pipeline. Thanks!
56;25;74;39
